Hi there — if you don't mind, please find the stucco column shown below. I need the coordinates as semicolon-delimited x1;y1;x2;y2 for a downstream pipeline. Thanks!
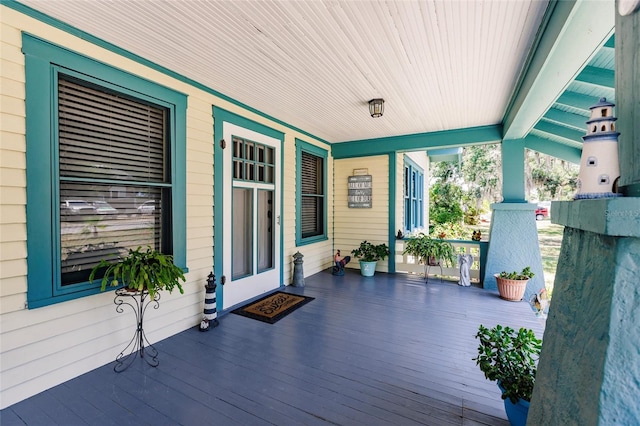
482;203;545;302
528;3;640;424
483;139;546;300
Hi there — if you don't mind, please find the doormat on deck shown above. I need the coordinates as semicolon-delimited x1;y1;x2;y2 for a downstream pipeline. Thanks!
231;291;314;324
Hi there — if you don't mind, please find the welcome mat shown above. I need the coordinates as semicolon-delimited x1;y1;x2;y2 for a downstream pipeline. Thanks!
231;291;314;324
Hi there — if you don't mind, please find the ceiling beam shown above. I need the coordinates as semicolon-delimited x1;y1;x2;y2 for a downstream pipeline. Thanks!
534;120;585;144
555;90;604;110
574;65;615;88
543;107;589;131
503;0;615;140
524;135;582;164
332;125;502;159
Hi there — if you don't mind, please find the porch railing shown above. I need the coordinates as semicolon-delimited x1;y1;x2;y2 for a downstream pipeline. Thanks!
395;238;489;284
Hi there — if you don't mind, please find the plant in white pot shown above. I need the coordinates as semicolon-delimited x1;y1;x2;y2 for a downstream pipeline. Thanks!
495;267;534;301
473;324;542;426
351;241;390;277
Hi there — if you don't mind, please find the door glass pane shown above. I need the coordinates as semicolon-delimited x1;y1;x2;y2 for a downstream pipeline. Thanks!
257;190;274;273
233;187;252;279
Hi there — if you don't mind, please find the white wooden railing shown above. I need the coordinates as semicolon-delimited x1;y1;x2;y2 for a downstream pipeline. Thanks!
395;239;488;283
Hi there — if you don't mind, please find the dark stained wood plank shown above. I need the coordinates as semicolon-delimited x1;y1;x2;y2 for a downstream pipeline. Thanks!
1;270;545;426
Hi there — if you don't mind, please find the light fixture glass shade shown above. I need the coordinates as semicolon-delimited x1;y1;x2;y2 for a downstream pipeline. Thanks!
369;98;384;118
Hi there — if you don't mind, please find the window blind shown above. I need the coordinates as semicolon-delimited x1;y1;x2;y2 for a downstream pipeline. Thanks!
300;151;323;237
58;77;166;285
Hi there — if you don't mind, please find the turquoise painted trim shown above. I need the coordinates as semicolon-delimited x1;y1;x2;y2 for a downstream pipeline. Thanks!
503;0;614;140
575;66;615;88
524;135;582;164
295;139;329;246
501;139;526;203
604;34;615;48
556;91;608;110
543;108;589;131
427;147;463;163
534;120;584;143
23;34;187;308
551;198;640;237
212;107;286;308
403;156;423;173
332;125;502;159
5;0;330;147
388;153;396;273
402;156;425;232
491;202;537;211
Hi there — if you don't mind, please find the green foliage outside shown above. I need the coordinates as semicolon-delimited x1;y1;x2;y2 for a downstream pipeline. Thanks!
425;144;571;299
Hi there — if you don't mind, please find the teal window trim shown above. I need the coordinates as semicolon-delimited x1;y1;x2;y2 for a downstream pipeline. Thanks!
23;33;187;308
295;139;328;246
403;157;424;232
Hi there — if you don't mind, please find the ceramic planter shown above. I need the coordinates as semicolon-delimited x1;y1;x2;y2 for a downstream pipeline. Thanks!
495;275;528;301
359;260;377;277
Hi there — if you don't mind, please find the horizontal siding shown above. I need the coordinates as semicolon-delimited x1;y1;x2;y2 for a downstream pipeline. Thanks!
0;6;331;409
334;156;389;273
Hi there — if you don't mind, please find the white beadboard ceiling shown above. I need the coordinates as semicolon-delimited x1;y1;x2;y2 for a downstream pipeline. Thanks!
16;0;611;147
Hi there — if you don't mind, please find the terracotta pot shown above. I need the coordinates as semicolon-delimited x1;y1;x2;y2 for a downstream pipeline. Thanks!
495;275;528;301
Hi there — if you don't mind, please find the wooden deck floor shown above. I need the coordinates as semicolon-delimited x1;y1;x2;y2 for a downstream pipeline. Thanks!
1;270;545;426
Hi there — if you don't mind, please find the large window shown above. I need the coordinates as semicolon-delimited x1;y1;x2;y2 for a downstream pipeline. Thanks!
23;35;186;308
404;158;424;232
296;140;327;245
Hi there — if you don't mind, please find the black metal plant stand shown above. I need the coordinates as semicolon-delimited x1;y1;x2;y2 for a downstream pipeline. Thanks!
113;288;161;372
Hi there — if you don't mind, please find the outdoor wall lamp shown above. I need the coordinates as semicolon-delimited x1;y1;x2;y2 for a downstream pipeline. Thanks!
368;98;384;118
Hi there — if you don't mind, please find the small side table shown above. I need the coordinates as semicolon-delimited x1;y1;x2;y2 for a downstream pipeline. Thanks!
113;288;161;372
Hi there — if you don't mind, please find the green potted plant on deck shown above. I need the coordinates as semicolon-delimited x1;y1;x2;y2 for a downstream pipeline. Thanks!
403;233;456;279
473;324;542;426
495;266;535;301
89;245;186;299
351;240;390;277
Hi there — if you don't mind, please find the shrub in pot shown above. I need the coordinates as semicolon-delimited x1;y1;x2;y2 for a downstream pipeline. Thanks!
495;267;534;301
89;245;185;299
351;241;390;276
473;324;542;426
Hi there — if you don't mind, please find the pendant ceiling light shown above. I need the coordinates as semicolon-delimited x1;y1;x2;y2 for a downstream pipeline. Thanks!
368;98;385;118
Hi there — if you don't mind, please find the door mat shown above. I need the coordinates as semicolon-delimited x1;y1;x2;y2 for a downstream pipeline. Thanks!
231;291;315;324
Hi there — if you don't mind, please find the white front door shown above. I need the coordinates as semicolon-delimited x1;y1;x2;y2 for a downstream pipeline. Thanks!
222;122;281;310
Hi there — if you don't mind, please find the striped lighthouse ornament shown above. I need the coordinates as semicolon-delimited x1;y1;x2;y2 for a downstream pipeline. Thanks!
574;98;623;199
199;272;219;331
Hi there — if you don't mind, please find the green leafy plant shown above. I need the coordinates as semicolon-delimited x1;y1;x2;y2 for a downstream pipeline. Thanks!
351;241;390;262
498;267;535;280
403;233;456;267
473;324;542;403
89;246;185;299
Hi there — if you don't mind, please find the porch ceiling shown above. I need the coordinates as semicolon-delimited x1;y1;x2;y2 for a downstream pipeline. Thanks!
17;0;615;159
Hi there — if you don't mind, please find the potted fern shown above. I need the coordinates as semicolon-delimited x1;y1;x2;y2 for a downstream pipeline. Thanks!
403;233;456;278
473;324;542;426
351;240;390;277
495;267;534;301
89;246;185;299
